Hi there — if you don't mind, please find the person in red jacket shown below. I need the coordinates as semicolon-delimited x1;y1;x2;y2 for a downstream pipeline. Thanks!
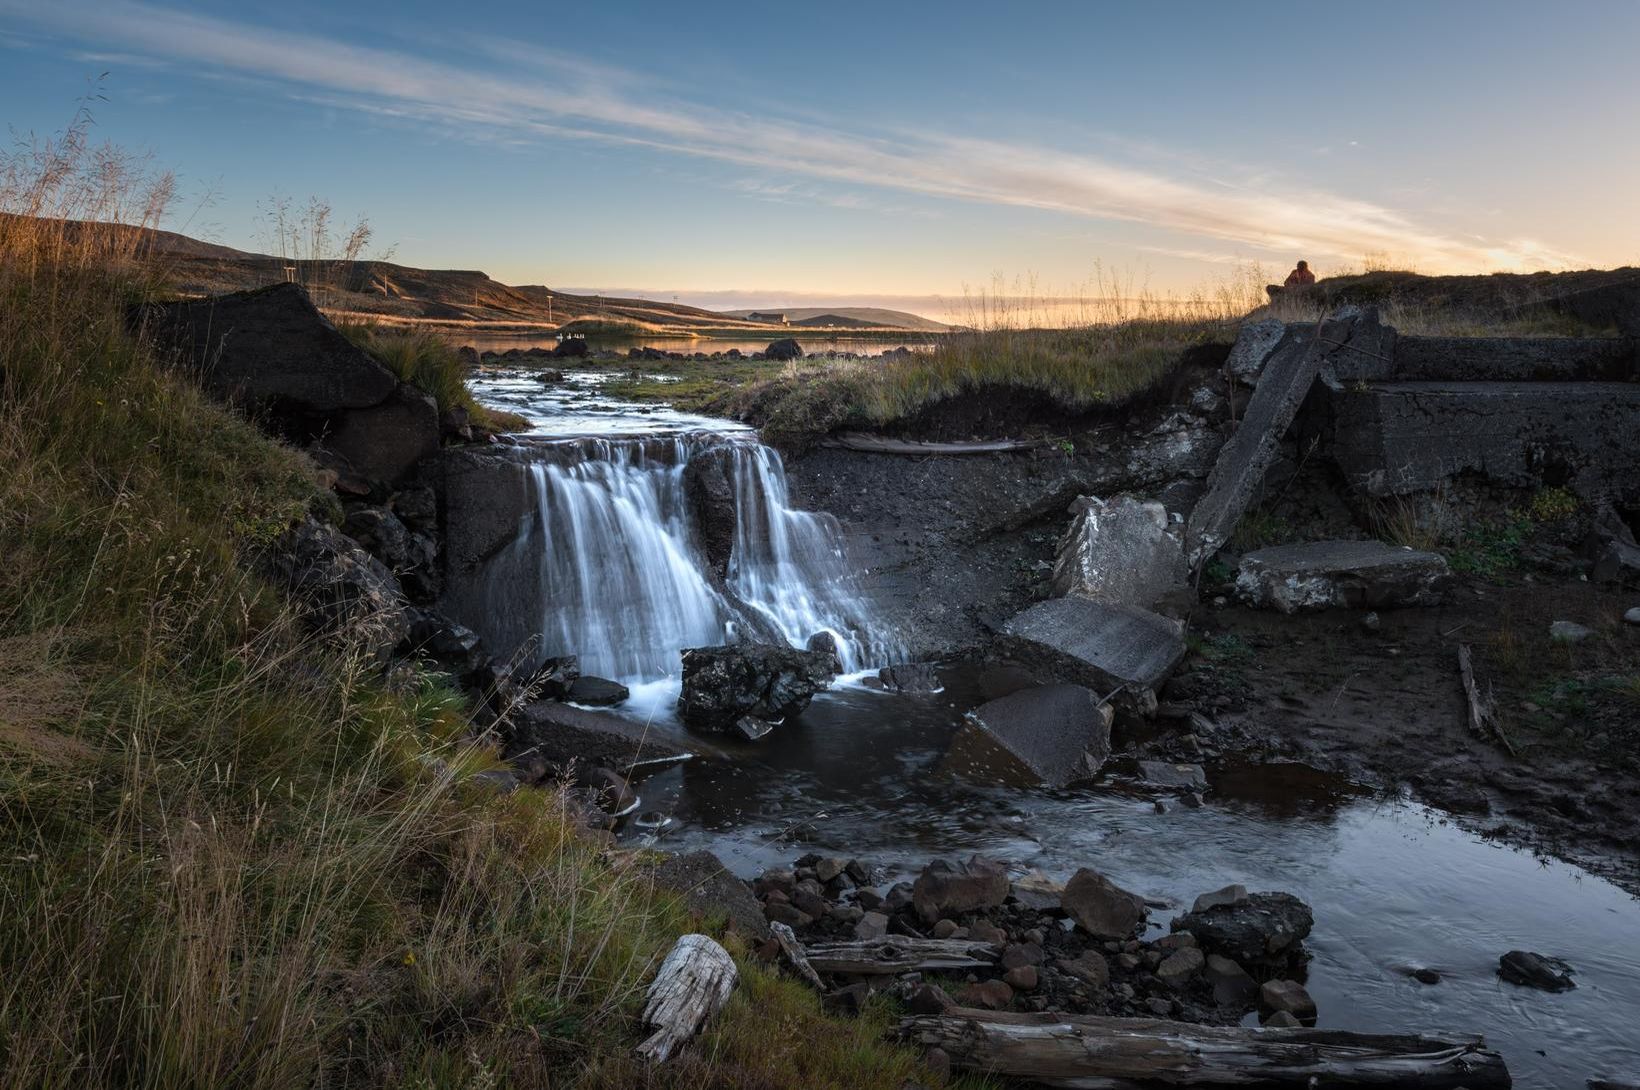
1283;260;1316;287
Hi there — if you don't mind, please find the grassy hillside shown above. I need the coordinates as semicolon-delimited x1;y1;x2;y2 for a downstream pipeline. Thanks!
0;127;952;1089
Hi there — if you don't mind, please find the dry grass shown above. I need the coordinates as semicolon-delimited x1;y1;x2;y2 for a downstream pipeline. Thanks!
0;108;949;1088
338;322;530;433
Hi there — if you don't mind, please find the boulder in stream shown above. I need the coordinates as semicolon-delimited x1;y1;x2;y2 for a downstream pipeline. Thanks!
998;596;1186;714
1060;868;1147;939
948;684;1113;788
1497;949;1576;992
677;642;840;732
912;856;1010;923
1173;891;1313;969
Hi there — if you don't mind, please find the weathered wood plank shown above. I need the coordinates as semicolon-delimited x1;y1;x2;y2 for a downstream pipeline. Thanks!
822;432;1045;455
900;1008;1510;1089
803;937;1001;976
769;921;824;990
635;934;737;1063
1459;643;1515;757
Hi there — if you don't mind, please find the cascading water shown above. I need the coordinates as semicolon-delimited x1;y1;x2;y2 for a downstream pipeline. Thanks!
508;434;896;683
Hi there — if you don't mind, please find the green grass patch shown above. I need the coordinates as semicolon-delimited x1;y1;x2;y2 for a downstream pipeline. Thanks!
339;322;529;433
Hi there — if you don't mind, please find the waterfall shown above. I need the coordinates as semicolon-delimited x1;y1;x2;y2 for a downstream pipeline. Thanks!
509;435;895;683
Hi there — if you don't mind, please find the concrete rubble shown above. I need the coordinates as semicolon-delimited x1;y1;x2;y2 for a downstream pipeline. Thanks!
1234;540;1453;613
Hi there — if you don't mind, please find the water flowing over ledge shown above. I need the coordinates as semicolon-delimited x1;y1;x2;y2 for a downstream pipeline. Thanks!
475;433;900;684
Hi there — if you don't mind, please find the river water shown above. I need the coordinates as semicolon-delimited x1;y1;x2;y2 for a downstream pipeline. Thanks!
471;368;1640;1089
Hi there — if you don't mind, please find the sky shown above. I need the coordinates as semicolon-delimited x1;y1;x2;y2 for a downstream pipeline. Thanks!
2;1;1637;320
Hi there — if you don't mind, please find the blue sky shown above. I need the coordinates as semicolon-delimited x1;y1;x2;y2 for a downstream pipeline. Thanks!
2;1;1636;317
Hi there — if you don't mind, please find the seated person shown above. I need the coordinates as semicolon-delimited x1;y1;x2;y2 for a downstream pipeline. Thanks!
1267;259;1317;299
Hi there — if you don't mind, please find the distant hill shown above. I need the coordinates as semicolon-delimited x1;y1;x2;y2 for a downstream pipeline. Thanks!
725;306;949;332
10;216;943;335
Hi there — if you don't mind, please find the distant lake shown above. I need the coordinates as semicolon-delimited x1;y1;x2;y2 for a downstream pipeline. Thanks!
459;331;936;356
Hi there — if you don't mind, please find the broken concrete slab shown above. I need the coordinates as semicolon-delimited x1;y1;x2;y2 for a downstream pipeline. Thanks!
997;597;1186;713
1052;495;1187;609
1325;380;1640;503
1388;336;1637;383
1234;540;1452;613
1223;318;1297;386
1187;309;1386;565
1138;760;1208;790
949;684;1114;788
507;699;691;774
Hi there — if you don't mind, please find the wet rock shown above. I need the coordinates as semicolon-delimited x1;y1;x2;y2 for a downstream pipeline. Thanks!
998;597;1186;713
566;675;630;706
1191;884;1249;914
1156;946;1204;988
1010;870;1065;912
677;642;840;731
1263;1009;1302;1028
951;684;1113;788
1052;495;1189;610
1060;868;1147;939
579;766;636;815
1549;620;1595;644
682;445;737;580
1412;967;1442;985
1259;979;1316;1023
1626;607;1640;626
532;655;580;699
913;857;1010;923
876;662;943;693
813;857;848;883
764;338;804;361
1001;942;1044;970
1235;540;1452;613
931;919;959;939
508;700;690;773
1174;892;1313;967
400;609;486;676
969;921;1007;945
1498;949;1576;991
807;631;839;656
343;505;415;570
553;337;590;358
1138;760;1207;790
1203;953;1257;1007
734;715;775;741
263;516;411;662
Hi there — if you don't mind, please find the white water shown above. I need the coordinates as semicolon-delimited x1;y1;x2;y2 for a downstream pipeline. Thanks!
513;435;896;683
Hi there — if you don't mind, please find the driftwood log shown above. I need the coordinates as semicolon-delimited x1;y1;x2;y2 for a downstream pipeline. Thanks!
635;934;737;1063
900;1008;1510;1089
821;432;1045;455
1458;643;1516;756
769;921;824;990
803;937;1001;976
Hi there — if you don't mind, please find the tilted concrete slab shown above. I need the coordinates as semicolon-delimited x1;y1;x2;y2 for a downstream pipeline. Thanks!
947;684;1114;788
1187;309;1391;564
997;597;1186;711
1235;540;1452;613
1326;381;1640;503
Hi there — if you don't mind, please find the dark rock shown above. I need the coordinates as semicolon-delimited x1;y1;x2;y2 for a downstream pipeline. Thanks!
1060;868;1146;939
876;662;943;693
553;337;590;358
814;856;848;883
138;282;397;418
1175;892;1313;967
1235;540;1452;612
1262;1009;1302;1028
1057;950;1110;988
1498;949;1576;992
764;902;812;928
391;485;438;535
765;338;804;361
1203;953;1258;1007
507;699;690;773
854;911;890;941
1593;540;1640;585
1010;870;1065;912
1052;495;1188;608
1001;943;1044;970
532;655;581;699
806;631;839;657
949;684;1113;788
343;505;415;570
998;597;1186;713
906;982;955;1016
682;445;738;580
469;768;520;793
677;642;840;731
320;382;440;487
1259;979;1316;1023
734;715;775;741
401;609;486;676
955;979;1013;1010
1412;967;1442;985
579;766;636;815
1156;946;1204;988
969;921;1007;945
912;857;1010;923
1002;965;1039;991
263;516;410;662
1191;884;1249;914
566;675;630;707
1138;760;1208;790
438;404;473;441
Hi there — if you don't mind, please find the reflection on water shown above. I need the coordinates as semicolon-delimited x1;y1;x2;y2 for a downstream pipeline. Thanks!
463;333;932;356
619;670;1640;1090
469;368;752;437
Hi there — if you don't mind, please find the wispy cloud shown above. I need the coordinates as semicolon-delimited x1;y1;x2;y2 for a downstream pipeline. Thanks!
2;0;1579;271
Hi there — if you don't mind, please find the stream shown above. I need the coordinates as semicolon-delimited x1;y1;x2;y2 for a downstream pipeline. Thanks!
470;367;1640;1089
